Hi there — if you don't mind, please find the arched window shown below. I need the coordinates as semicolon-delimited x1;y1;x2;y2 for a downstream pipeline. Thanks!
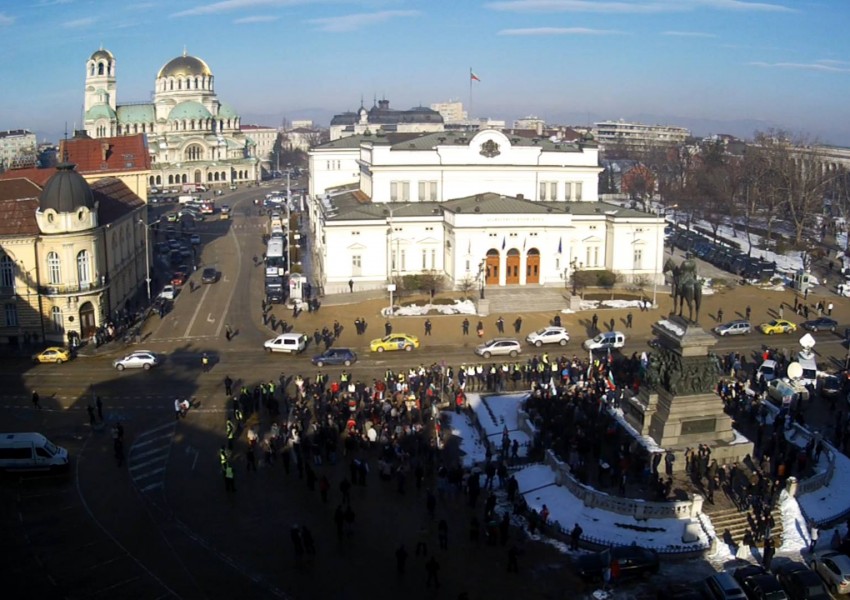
98;62;104;75
47;252;61;285
77;250;91;286
185;145;204;161
0;255;15;290
90;64;95;76
181;173;187;184
169;80;174;91
168;174;174;185
214;172;219;182
156;175;161;185
51;307;63;333
149;176;155;186
194;77;199;89
178;79;182;90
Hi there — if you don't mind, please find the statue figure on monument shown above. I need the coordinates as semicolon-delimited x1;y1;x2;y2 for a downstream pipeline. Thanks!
663;255;703;323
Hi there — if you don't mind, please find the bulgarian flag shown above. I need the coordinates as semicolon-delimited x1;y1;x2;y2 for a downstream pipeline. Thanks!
606;369;616;391
470;69;481;82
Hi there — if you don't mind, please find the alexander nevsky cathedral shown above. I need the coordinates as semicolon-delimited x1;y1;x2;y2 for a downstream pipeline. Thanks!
82;48;260;188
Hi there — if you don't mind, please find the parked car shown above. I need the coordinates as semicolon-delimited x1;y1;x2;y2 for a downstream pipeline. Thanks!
775;562;830;600
820;375;842;398
759;319;797;335
370;333;420;353
158;285;177;300
526;326;570;347
704;572;748;600
264;333;308;354
113;351;159;371
802;317;838;333
32;347;72;365
807;550;850;595
171;271;187;286
201;267;219;284
312;348;357;367
658;583;704;600
583;331;626;351
190;234;201;245
757;359;779;383
733;565;788;600
475;338;521;358
714;320;752;336
572;545;659;582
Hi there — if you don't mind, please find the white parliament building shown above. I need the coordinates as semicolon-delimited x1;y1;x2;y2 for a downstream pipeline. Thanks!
83;48;260;189
307;128;665;294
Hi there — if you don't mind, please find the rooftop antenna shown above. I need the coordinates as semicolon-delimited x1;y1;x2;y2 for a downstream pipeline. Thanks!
63;122;69;162
183;45;187;57
360;94;364;108
372;93;376;107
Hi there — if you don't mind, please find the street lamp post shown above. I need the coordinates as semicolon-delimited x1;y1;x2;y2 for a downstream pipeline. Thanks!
570;258;580;295
139;218;152;302
478;260;485;299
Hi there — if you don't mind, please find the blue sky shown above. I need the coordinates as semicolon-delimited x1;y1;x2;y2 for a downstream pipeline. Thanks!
1;0;849;144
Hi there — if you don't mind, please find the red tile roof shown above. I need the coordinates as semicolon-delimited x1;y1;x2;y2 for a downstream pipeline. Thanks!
0;178;40;235
91;177;145;225
59;134;151;174
0;168;54;187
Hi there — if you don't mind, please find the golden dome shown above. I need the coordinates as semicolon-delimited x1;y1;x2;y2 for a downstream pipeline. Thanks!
157;53;212;79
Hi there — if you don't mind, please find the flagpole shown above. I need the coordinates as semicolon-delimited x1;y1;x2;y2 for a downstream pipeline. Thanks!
469;68;473;122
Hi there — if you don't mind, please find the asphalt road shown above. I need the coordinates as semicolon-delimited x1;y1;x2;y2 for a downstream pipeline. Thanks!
2;186;848;600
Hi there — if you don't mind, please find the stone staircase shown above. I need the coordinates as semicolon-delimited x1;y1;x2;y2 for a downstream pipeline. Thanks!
482;286;573;315
706;505;784;548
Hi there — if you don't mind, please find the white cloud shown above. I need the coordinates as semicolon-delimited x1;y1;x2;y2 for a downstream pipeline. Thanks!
307;9;419;32
0;12;15;26
662;30;717;37
234;14;280;23
172;0;303;18
485;0;793;14
748;61;850;73
63;17;96;28
498;26;625;36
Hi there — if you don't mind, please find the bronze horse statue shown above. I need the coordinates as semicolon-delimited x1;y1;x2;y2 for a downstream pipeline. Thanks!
663;256;703;323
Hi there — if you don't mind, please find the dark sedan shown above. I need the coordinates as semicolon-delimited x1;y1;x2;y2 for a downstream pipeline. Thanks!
311;348;357;367
775;562;829;600
572;545;659;583
820;375;842;399
802;317;838;333
734;565;788;600
201;267;219;284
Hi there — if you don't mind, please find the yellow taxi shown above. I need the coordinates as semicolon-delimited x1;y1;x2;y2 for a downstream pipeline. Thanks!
32;347;72;364
370;333;420;353
759;319;797;335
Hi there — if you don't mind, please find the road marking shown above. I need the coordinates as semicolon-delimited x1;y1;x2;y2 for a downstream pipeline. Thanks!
129;456;169;472
215;222;243;339
183;283;213;338
207;313;215;323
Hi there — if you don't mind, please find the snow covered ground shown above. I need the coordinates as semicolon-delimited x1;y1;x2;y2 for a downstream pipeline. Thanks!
385;299;478;317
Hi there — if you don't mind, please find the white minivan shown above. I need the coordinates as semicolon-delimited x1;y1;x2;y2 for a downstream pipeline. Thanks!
264;333;308;354
0;432;69;471
583;331;626;351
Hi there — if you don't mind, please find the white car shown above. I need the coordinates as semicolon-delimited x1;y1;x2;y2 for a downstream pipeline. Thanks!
158;285;177;300
113;351;160;371
526;326;570;347
583;331;626;351
808;550;850;595
475;338;521;358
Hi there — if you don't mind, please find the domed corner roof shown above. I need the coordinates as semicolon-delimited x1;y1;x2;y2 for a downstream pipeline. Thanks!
90;48;114;62
168;101;212;121
157;54;212;79
86;104;117;121
217;102;238;119
39;163;95;214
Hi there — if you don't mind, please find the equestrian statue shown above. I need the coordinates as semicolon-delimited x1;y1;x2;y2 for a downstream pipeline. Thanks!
663;254;703;323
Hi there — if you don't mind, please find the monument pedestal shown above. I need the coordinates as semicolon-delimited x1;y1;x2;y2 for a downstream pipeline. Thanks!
620;316;753;470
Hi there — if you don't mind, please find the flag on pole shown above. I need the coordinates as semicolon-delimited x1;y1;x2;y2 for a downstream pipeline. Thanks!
606;369;616;391
470;69;481;82
522;237;527;252
558;237;563;254
501;236;506;250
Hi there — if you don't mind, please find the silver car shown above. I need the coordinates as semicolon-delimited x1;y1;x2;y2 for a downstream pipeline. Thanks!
113;351;160;371
713;320;752;336
526;326;570;347
475;338;521;358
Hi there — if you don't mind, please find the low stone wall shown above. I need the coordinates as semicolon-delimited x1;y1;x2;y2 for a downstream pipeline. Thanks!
543;449;703;520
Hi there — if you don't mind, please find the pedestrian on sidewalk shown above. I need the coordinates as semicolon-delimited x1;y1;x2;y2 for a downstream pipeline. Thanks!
224;375;233;397
224;464;236;492
626;312;633;328
717;308;724;323
424;319;432;336
225;323;233;341
31;391;41;410
778;305;784;319
513;316;522;333
591;313;599;331
496;316;505;334
476;321;484;338
746;305;752;320
348;279;354;293
829;302;834;316
385;321;392;336
462;318;469;335
87;405;96;426
202;353;210;372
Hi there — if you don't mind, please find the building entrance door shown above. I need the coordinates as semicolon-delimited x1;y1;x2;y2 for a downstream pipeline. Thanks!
526;249;540;284
79;302;96;338
506;249;520;284
194;170;202;184
485;251;499;285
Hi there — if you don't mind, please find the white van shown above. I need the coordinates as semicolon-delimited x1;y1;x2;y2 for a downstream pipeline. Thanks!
264;333;308;354
796;351;818;387
583;331;626;351
0;432;69;471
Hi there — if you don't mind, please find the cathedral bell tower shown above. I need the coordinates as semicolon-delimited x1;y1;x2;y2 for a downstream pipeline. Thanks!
84;47;116;114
